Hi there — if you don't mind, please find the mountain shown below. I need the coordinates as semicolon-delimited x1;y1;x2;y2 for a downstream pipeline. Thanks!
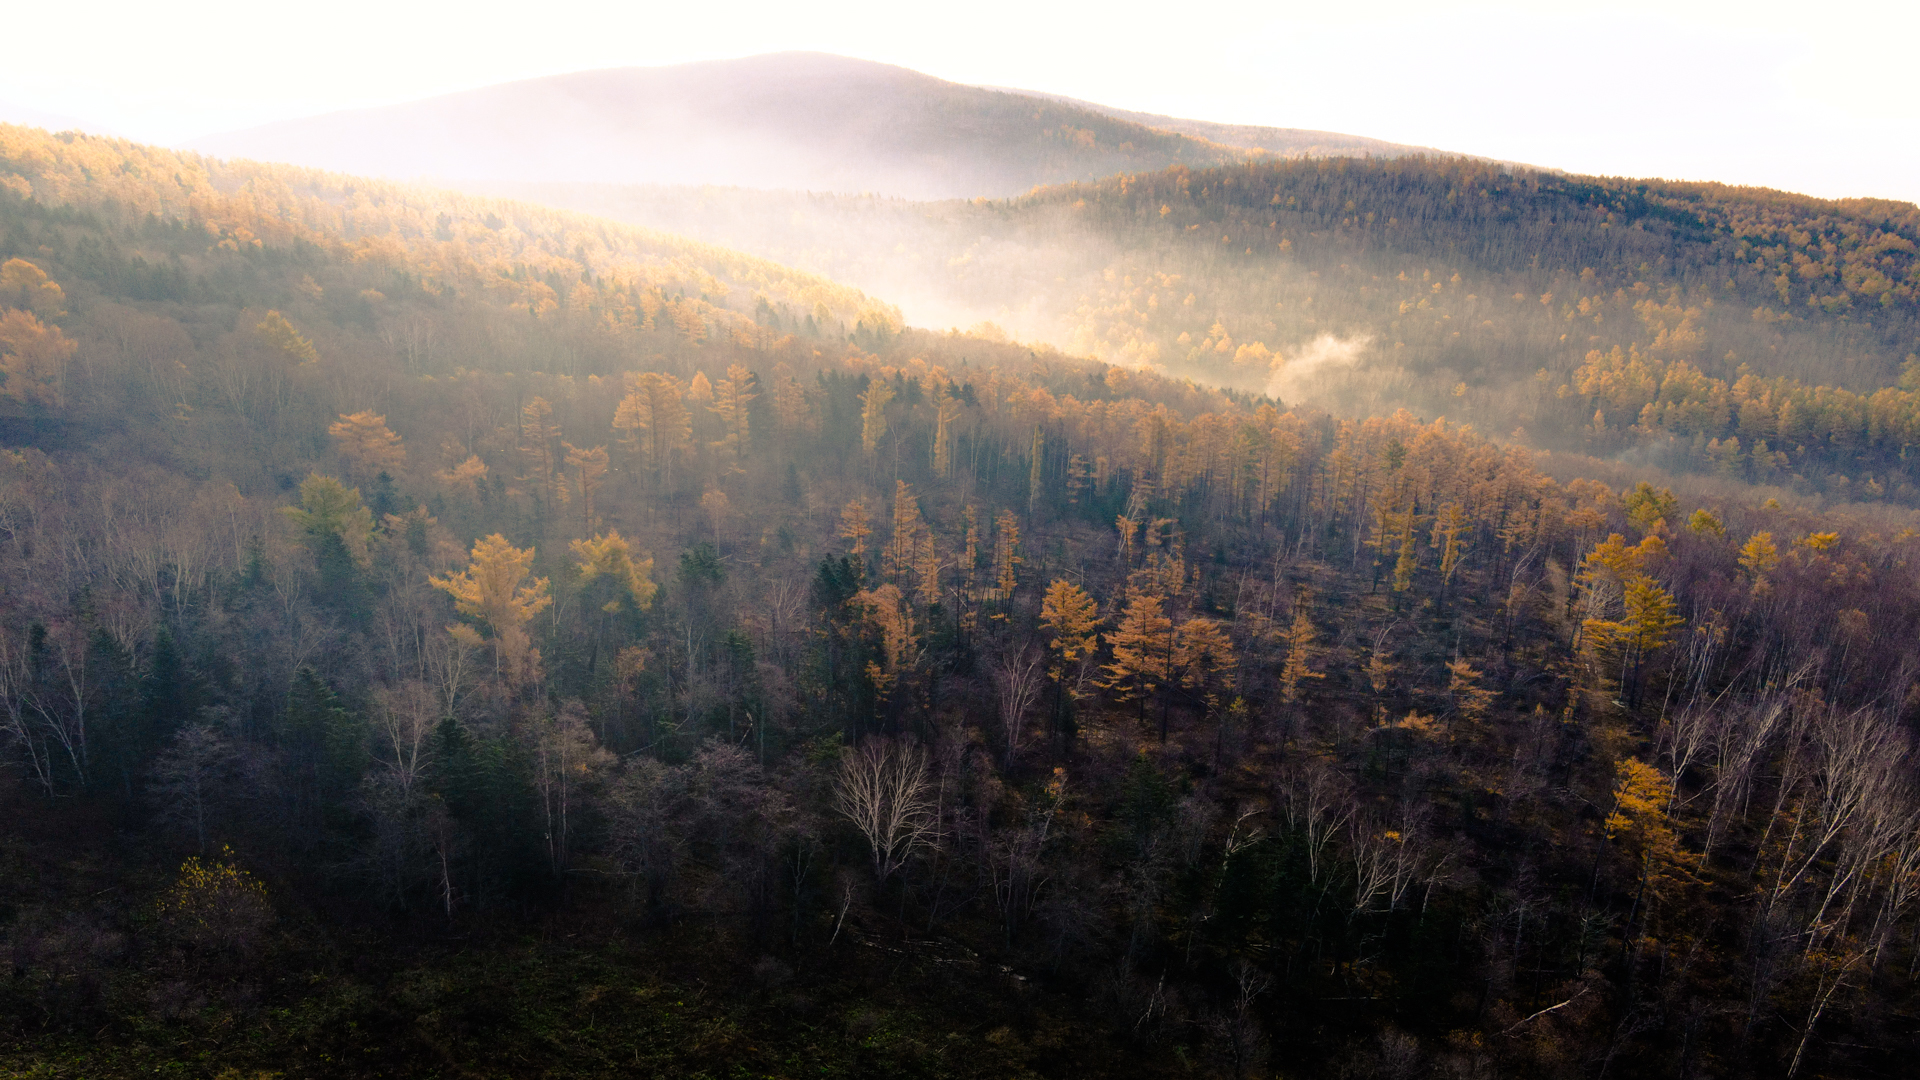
5;124;1920;1080
981;86;1441;159
191;52;1281;200
492;158;1920;504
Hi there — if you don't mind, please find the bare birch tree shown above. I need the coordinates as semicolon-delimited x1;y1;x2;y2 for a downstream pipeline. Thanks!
833;738;939;883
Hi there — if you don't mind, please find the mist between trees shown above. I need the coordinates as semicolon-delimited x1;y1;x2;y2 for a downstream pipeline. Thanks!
0;125;1918;1078
504;155;1920;512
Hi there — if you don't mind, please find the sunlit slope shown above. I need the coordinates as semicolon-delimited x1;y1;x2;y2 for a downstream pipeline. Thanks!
191;53;1264;200
0;122;901;477
498;158;1920;502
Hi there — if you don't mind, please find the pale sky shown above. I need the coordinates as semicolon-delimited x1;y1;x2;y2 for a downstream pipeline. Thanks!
3;0;1916;204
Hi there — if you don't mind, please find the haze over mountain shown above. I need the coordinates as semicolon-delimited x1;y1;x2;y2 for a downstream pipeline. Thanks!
8;92;1920;1080
191;53;1430;200
980;87;1444;160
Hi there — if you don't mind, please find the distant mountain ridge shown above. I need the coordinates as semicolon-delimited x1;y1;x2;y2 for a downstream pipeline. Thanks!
977;87;1440;159
190;53;1416;200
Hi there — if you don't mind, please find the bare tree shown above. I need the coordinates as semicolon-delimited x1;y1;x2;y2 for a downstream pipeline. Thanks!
150;722;238;853
1349;801;1428;915
989;769;1067;943
833;737;939;884
370;680;438;800
0;624;54;794
991;645;1046;765
1281;761;1352;886
529;702;612;876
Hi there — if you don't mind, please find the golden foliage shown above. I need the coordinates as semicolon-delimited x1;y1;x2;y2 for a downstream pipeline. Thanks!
255;310;318;366
0;309;75;408
570;531;656;612
328;411;406;478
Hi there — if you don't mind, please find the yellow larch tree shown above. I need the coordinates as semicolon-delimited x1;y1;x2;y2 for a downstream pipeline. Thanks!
570;530;657;612
563;443;610;531
1102;590;1175;723
852;582;919;704
1175;616;1237;698
329;411;406;479
1278;599;1326;705
437;454;488;499
839;497;873;558
1429;502;1468;591
612;372;691;485
0;258;67;318
1040;580;1101;681
768;362;814;434
1446;659;1496;723
431;534;553;684
884;480;925;582
1606;757;1696;904
685;370;713;405
0;310;76;408
1737;531;1779;582
991;509;1022;601
859;377;894;455
255;310;318;365
707;363;757;466
520;397;564;510
932;387;962;477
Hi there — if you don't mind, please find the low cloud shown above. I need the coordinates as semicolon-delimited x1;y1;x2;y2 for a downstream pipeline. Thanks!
1265;333;1372;403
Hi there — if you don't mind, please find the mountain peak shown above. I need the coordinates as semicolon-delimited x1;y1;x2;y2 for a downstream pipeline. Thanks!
189;53;1419;199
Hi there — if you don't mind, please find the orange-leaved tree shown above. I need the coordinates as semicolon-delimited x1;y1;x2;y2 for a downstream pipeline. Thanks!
431;534;552;685
328;411;406;479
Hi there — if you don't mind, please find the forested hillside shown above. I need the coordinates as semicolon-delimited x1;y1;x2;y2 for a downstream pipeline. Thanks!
3;128;1920;1079
508;156;1920;505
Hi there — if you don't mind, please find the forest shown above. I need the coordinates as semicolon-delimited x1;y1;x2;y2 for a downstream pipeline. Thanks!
510;155;1920;504
2;125;1920;1079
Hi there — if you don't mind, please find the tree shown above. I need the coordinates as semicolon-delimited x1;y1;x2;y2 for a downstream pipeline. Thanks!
932;387;961;477
859;377;894;454
1278;600;1326;705
1582;575;1684;704
1445;659;1496;723
520;397;564;510
839;497;872;557
1622;481;1677;533
1606;757;1696;935
430;534;553;684
0;258;67;317
991;510;1021;601
150;723;238;853
833;738;938;883
563;443;610;530
707;364;757;465
1103;591;1175;729
612;372;692;484
529;702;612;875
851;583;920;706
571;531;657;613
991;646;1046;764
436;454;488;499
884;480;925;582
0;310;76;408
1738;531;1779;581
1041;579;1101;690
329;411;406;479
368;681;437;801
255;310;318;365
1175;617;1237;698
281;473;375;575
